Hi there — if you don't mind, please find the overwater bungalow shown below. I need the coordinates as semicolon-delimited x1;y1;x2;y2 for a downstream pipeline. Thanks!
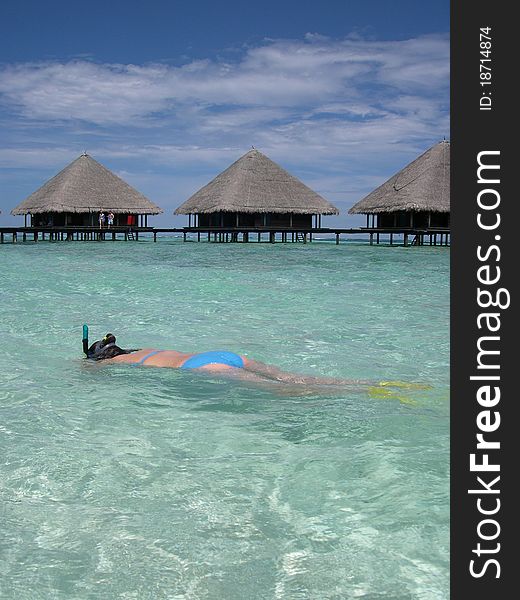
174;149;339;230
348;140;450;230
10;153;163;228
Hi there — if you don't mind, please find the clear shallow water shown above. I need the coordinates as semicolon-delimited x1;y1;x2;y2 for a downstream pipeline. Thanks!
0;239;449;599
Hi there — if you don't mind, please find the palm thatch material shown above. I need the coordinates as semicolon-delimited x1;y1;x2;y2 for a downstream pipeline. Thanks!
175;149;339;215
348;141;450;215
11;153;163;215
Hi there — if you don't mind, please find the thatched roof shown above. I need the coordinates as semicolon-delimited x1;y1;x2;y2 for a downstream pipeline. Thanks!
349;140;450;215
11;153;163;215
175;149;339;215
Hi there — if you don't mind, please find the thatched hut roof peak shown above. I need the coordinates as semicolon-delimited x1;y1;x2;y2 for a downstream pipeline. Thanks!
175;148;339;215
348;140;450;215
11;153;163;215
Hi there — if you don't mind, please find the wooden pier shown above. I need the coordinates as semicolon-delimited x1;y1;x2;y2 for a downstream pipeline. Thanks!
0;226;160;244
0;225;450;246
177;227;450;246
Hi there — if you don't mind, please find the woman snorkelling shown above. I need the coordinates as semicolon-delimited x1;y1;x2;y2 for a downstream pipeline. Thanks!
83;327;426;394
86;331;368;386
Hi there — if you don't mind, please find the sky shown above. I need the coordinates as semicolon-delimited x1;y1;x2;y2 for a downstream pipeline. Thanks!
0;0;449;227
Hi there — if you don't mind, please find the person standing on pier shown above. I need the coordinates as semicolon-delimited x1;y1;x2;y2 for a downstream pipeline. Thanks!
107;212;114;228
98;210;105;229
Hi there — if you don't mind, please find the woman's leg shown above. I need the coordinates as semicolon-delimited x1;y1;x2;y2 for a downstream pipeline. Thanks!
242;359;374;386
207;367;366;396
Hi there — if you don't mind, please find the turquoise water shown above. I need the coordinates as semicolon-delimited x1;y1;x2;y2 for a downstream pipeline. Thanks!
0;239;449;599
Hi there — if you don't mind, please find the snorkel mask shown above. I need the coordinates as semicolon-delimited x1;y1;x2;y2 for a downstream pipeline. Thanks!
83;325;117;359
83;325;139;360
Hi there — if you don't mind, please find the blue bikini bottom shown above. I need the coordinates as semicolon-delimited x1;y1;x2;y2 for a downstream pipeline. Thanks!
180;350;244;370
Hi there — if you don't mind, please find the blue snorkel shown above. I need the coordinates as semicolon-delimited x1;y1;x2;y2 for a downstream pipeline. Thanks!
82;324;89;357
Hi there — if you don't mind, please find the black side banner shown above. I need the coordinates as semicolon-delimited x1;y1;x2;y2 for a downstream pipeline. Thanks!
451;1;515;597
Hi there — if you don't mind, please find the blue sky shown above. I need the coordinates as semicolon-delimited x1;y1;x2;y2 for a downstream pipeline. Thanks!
0;0;449;227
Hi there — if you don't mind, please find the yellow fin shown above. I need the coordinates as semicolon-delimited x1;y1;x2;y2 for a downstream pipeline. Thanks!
368;386;394;397
378;380;432;390
368;386;418;406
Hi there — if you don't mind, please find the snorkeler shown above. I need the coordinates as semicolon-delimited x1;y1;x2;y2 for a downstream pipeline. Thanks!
83;327;430;399
85;331;371;386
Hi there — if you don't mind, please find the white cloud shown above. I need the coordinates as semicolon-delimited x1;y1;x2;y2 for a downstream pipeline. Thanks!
0;34;448;126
